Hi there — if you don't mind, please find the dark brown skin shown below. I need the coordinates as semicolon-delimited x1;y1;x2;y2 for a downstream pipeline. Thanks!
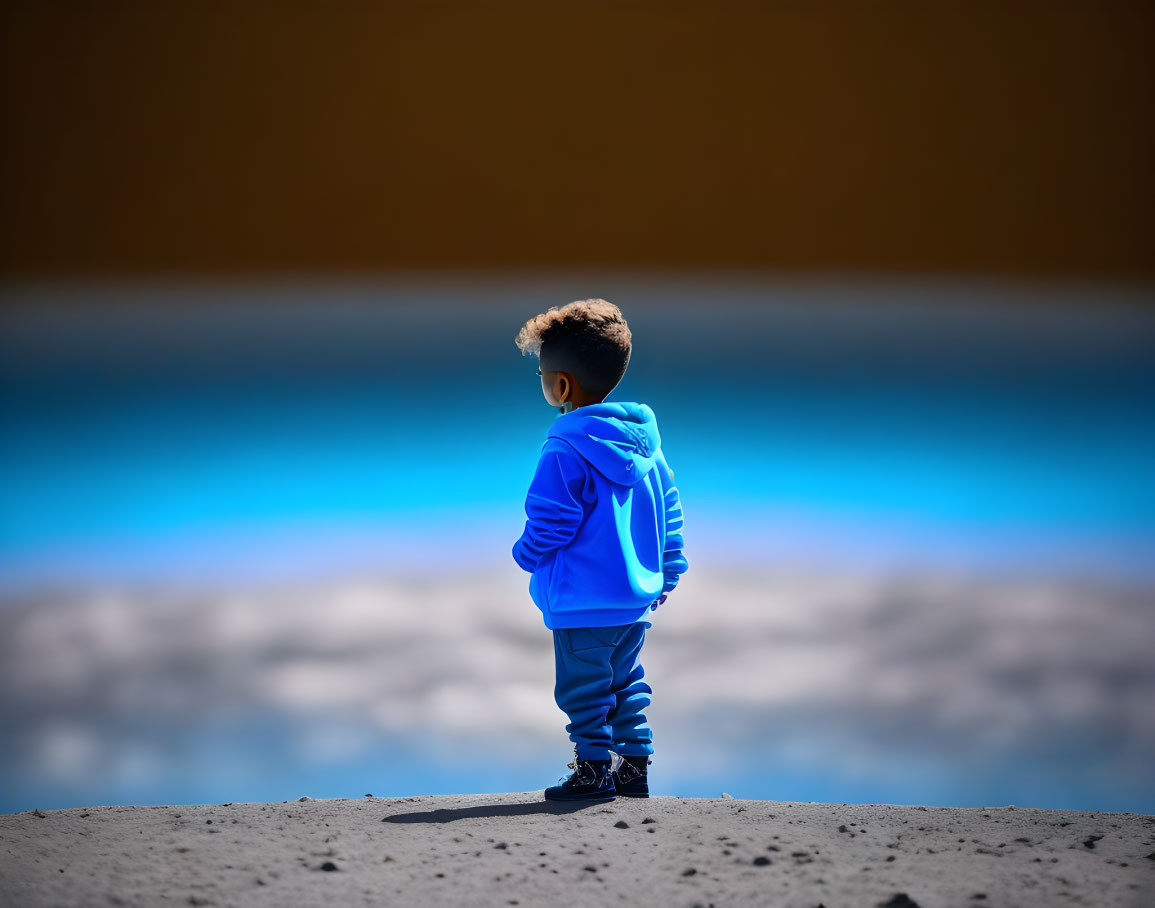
538;367;602;413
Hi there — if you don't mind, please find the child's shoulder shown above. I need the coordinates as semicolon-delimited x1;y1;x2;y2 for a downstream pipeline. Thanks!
540;435;584;460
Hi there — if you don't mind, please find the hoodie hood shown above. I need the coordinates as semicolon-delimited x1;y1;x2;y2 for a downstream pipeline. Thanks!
548;401;661;486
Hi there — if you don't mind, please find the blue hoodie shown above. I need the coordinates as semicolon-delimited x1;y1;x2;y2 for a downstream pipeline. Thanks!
512;401;688;629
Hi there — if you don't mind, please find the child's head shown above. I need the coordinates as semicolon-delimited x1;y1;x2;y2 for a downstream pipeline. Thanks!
515;299;632;411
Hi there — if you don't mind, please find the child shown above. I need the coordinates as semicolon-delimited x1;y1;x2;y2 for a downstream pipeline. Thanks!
511;299;688;802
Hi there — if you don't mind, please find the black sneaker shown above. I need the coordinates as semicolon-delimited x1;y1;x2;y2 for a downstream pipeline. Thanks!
611;754;650;798
544;754;616;802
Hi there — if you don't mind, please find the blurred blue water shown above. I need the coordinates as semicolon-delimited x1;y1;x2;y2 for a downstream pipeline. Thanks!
2;282;1152;590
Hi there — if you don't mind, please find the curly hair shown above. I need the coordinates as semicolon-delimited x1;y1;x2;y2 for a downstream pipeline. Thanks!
514;298;632;399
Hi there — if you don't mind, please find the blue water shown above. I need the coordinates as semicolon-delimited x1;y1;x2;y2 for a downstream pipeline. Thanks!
2;289;1152;589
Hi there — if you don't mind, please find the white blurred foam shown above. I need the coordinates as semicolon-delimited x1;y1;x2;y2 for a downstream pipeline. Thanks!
3;564;1152;808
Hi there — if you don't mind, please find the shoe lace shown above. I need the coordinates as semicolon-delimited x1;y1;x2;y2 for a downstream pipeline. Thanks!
562;749;598;786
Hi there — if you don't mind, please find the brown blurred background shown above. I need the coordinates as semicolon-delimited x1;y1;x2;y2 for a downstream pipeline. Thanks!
1;0;1152;281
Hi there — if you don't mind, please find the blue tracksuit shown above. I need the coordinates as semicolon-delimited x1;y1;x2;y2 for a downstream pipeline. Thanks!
512;401;688;759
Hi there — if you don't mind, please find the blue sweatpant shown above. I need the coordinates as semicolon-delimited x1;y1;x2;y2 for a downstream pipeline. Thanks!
552;620;654;761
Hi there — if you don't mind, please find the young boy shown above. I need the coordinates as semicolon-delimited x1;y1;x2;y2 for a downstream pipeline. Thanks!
512;298;688;802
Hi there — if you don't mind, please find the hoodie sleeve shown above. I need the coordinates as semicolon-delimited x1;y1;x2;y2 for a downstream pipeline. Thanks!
512;446;591;572
658;456;688;594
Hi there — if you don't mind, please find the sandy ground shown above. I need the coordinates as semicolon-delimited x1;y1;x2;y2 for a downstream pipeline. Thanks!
2;794;1153;908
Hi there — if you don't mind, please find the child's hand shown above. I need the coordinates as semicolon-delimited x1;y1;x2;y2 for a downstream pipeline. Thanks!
650;593;668;610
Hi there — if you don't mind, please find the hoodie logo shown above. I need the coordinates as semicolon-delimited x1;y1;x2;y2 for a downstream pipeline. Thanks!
610;485;664;598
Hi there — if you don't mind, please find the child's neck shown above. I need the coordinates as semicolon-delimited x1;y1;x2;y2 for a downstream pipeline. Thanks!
563;395;604;414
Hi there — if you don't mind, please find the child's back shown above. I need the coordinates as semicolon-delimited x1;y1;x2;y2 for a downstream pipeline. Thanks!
512;399;686;629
